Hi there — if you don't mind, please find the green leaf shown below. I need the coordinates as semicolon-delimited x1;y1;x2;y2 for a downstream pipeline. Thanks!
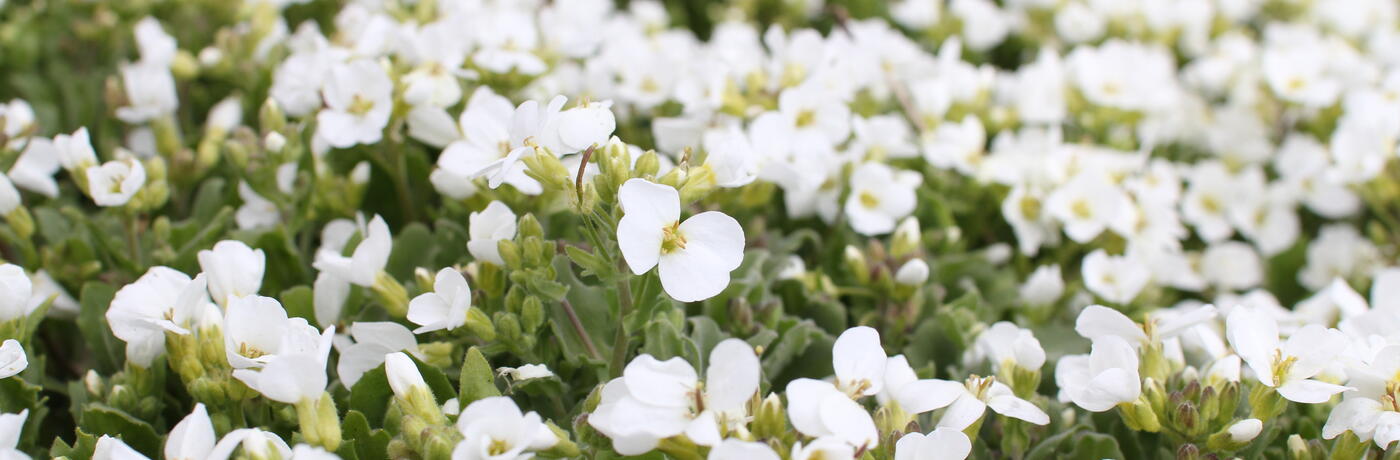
386;223;436;280
190;177;229;224
687;316;726;360
641;319;686;362
280;286;317;326
341;410;391;460
50;429;99;460
349;367;393;427
459;347;500;405
760;320;825;378
80;404;162;458
77;282;122;374
565;246;616;281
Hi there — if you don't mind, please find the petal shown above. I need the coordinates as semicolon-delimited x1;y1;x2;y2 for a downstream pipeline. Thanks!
1276;379;1351;404
166;403;215;460
684;410;721;447
704;339;759;413
617;217;664;276
1226;305;1280;370
936;392;987;430
832;326;888;396
1281;325;1348;380
924;427;973;460
678;212;745;271
1075;305;1147;345
987;395;1050;425
707;440;781;460
786;378;838;437
618;179;680;228
893;379;964;414
622;355;697;408
658;249;733;302
819;392;879;448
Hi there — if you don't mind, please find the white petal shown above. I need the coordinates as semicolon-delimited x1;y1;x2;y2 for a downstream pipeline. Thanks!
166;403;215;460
1075;305;1147;345
704;339;759;413
1276;379;1351;404
818;392;879;448
894;379;964;414
988;394;1049;425
622;355;697;408
707;439;780;460
677;212;745;272
936;392;986;430
832;326;888;397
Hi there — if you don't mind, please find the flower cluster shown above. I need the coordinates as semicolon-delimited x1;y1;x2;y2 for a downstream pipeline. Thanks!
0;0;1394;458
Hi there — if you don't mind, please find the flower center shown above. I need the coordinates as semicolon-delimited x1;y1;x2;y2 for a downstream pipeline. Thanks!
859;191;880;209
661;221;687;254
238;342;267;359
795;109;816;128
1270;349;1297;387
965;375;995;399
487;438;511;456
1070;199;1093;220
349;95;375;116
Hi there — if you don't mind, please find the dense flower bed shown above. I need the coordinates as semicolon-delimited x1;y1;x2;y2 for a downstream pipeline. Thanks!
0;0;1396;458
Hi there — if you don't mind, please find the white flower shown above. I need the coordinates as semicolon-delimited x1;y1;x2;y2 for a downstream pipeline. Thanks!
589;339;760;453
894;259;930;286
115;62;178;124
223;295;332;369
894;428;972;460
1055;336;1141;412
467;202;516;266
701;127;760;188
967;322;1046;371
133;17;176;66
407;268;473;334
1020;265;1064;306
789;437;854;460
8;138;60;197
0;410;28;460
1074;304;1217;350
708;439;781;460
0;340;25;380
313;215;391;287
1045;174;1127;243
1200;241;1263;291
86;157;146;207
452;396;558;460
0;265;31;323
616;179;745;302
921;116;985;175
1081;250;1149;305
208;429;292;460
166;403;215;460
876;355;965;416
107;268;213;367
1226;305;1352;403
198;240;266;307
786;378;880;449
929;376;1049;430
94;435;150;460
336;322;417;387
833;326;889;398
316;60;393;149
232;353;329;404
236;182;280;231
845;163;921;236
556;101;617;153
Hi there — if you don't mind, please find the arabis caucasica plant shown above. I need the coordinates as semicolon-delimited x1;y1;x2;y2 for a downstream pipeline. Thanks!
5;0;1400;458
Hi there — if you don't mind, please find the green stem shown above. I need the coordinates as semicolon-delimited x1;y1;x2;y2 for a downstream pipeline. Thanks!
609;277;634;379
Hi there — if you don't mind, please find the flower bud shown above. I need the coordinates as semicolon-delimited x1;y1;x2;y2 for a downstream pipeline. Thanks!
633;150;660;178
1248;384;1286;421
385;352;446;425
751;393;785;439
894;259;930;286
844;245;869;284
372;271;410;318
890;217;921;258
1175;443;1199;460
521;296;544;333
5;207;33;241
465;308;497;341
1286;434;1311;460
259;98;286;133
